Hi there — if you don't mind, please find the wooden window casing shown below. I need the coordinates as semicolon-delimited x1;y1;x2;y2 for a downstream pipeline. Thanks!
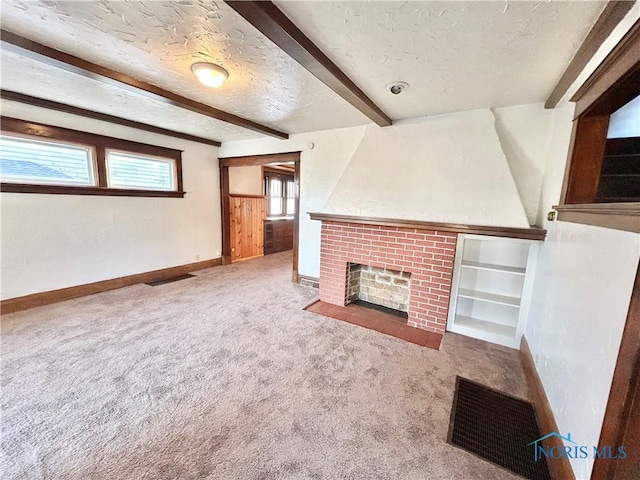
556;20;640;233
263;167;294;218
1;117;184;198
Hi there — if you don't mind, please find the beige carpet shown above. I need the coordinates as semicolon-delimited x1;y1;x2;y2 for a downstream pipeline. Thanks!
2;252;528;479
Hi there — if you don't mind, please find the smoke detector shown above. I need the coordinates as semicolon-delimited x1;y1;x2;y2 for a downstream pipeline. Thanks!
386;82;409;95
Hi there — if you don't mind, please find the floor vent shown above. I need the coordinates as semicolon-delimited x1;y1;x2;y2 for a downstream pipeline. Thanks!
145;274;195;287
448;376;551;480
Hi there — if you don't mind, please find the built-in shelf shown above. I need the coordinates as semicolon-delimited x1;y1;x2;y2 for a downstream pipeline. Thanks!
447;234;539;349
457;288;521;307
454;315;517;338
461;261;526;275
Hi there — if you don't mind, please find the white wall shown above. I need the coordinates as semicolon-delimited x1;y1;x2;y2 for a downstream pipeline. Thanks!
220;125;366;278
526;223;638;479
525;6;640;479
607;95;640;138
324;110;530;228
228;165;263;196
0;101;221;300
221;105;548;279
492;103;554;225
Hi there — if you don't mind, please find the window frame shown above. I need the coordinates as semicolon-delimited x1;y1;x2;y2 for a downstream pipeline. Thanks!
1;117;184;198
105;148;179;192
0;130;99;187
556;20;640;233
263;167;295;218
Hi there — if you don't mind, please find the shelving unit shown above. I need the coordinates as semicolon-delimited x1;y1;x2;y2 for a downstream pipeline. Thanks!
446;234;539;349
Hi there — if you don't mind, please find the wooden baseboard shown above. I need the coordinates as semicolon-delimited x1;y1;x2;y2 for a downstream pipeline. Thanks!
1;258;222;315
520;336;576;480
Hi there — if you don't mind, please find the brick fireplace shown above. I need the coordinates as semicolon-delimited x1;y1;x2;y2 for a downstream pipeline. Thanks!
319;221;457;334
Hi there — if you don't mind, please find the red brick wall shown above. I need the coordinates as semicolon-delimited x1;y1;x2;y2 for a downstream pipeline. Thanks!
319;221;457;334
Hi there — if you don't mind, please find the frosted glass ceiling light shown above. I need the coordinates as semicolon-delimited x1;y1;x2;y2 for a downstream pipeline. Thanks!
191;62;228;88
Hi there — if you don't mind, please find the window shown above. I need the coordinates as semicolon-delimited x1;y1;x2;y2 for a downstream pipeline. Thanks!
106;150;176;191
264;168;295;217
557;22;640;233
1;117;184;197
0;134;96;186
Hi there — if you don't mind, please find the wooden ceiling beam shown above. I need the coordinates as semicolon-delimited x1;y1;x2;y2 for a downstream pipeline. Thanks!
545;1;636;109
1;90;222;147
0;29;289;140
225;1;392;127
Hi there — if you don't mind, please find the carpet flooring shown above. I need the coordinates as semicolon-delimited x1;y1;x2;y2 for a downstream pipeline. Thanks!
2;252;529;479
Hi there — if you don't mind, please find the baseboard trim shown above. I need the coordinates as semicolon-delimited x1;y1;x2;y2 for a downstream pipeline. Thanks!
520;336;576;480
297;274;319;288
1;258;222;315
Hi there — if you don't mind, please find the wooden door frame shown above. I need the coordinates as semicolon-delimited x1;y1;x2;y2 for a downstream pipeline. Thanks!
219;151;302;282
591;263;640;479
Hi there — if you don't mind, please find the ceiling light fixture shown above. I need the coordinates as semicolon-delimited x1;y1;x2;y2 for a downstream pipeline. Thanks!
191;62;228;88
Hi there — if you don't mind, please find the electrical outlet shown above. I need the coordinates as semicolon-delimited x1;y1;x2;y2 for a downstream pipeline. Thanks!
195;254;201;261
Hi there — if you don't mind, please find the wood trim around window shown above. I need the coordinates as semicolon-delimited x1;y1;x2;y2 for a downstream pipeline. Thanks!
557;19;640;233
219;151;301;167
571;19;640;118
554;203;640;233
1;116;185;197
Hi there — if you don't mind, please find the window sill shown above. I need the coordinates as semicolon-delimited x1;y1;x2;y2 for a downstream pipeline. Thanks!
0;183;185;198
553;203;640;233
265;216;294;221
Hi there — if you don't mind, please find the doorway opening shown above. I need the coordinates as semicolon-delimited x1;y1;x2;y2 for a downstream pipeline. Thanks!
219;151;301;282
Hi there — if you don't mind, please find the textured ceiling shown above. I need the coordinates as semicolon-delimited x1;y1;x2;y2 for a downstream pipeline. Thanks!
0;50;259;143
1;1;607;140
275;1;607;119
0;0;369;140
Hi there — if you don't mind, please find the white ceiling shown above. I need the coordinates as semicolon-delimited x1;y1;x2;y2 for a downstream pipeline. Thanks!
0;1;607;142
275;0;607;119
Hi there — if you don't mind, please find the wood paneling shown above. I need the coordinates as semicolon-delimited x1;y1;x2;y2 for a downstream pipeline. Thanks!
264;218;294;255
224;1;392;127
592;264;640;480
545;1;636;109
308;213;547;241
563;115;611;204
0;29;288;139
1;90;222;147
1;258;222;314
230;195;266;262
520;336;576;480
